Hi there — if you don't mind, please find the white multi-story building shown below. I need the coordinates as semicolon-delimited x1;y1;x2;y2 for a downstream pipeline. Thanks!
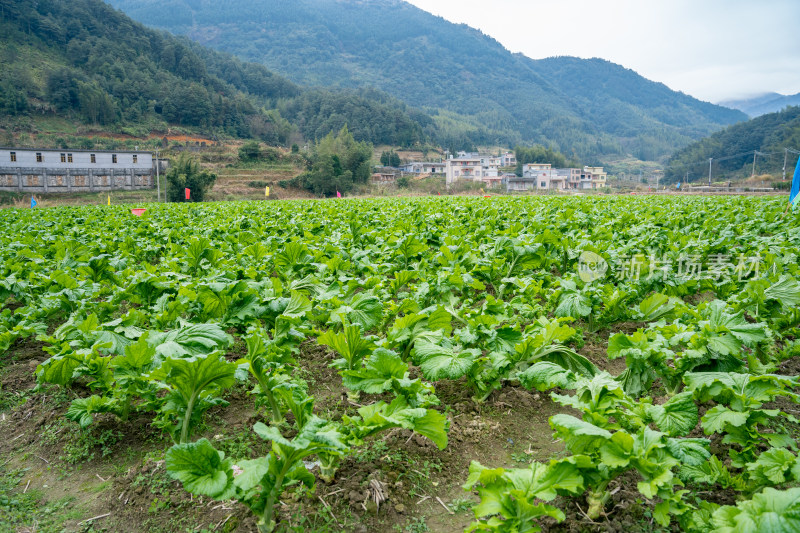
445;154;500;187
506;164;607;192
400;162;445;174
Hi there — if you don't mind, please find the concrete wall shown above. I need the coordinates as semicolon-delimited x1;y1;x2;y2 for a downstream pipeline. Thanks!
0;148;155;193
0;167;154;193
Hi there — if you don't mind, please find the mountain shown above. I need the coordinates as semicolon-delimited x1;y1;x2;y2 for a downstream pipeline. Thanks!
720;92;800;118
105;0;747;160
664;106;800;183
0;0;430;146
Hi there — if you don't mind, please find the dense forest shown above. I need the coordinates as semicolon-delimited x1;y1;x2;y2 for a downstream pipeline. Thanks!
108;0;747;160
664;106;800;183
0;0;429;146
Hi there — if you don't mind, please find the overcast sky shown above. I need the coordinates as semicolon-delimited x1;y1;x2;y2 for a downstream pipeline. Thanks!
404;0;800;103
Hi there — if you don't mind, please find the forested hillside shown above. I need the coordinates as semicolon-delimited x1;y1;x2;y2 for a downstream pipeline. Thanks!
107;0;747;159
0;0;430;146
664;106;800;182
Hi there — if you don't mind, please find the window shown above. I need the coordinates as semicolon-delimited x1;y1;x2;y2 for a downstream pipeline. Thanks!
67;154;73;163
90;154;96;163
36;153;43;163
9;152;16;162
541;182;546;188
132;154;137;164
112;154;117;164
60;153;66;163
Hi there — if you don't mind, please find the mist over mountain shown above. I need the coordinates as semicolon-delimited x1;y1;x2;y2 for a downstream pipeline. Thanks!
720;92;800;118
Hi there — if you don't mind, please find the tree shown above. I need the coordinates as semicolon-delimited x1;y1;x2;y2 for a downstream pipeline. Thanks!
380;150;401;167
239;141;262;162
298;126;374;197
165;154;217;202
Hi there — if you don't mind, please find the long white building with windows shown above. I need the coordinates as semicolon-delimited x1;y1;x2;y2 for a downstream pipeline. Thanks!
0;147;157;193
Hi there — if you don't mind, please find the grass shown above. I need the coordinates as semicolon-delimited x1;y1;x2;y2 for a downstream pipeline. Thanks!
0;467;79;533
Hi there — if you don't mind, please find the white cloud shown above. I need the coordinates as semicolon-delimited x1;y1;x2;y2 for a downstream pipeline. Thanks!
404;0;800;102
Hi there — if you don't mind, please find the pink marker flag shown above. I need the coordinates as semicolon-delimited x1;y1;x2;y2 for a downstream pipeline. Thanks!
185;188;191;200
336;191;342;198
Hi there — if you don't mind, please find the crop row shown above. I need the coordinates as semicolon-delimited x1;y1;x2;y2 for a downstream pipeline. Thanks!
1;195;800;531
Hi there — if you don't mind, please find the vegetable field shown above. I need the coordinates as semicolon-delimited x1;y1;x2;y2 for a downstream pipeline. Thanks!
2;195;800;532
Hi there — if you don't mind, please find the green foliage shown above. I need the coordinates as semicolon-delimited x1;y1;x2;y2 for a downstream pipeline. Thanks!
165;154;217;202
710;487;800;532
167;415;348;533
297;126;373;196
381;150;401;167
0;0;432;146
150;352;238;444
239;141;263;162
6;193;800;532
462;459;584;532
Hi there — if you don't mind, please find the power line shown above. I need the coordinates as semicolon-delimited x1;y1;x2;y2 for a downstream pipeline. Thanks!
663;147;800;181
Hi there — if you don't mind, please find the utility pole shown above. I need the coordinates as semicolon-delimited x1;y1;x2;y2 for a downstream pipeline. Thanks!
155;149;161;202
784;148;788;180
708;158;713;186
751;151;757;177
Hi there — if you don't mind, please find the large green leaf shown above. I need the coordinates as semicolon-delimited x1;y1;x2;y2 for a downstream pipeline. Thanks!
555;287;592;319
702;405;750;434
66;395;117;427
711;487;800;533
350;397;448;449
153;353;238;403
150;323;233;358
341;348;408;394
317;324;376;370
413;339;479;380
165;439;236;499
765;276;800;308
517;362;576;391
646;392;699;437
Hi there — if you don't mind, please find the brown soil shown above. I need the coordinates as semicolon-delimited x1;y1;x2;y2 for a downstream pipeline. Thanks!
0;326;707;533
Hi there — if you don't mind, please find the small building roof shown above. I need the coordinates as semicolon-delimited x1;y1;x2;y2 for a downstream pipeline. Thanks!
0;147;153;154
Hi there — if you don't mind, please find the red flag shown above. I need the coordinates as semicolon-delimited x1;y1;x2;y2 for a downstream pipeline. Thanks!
185;188;191;200
336;191;342;198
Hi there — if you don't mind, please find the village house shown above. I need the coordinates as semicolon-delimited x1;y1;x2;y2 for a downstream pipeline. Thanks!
444;153;501;187
500;151;516;167
371;166;402;183
400;162;445;174
505;164;607;192
0;147;157;193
